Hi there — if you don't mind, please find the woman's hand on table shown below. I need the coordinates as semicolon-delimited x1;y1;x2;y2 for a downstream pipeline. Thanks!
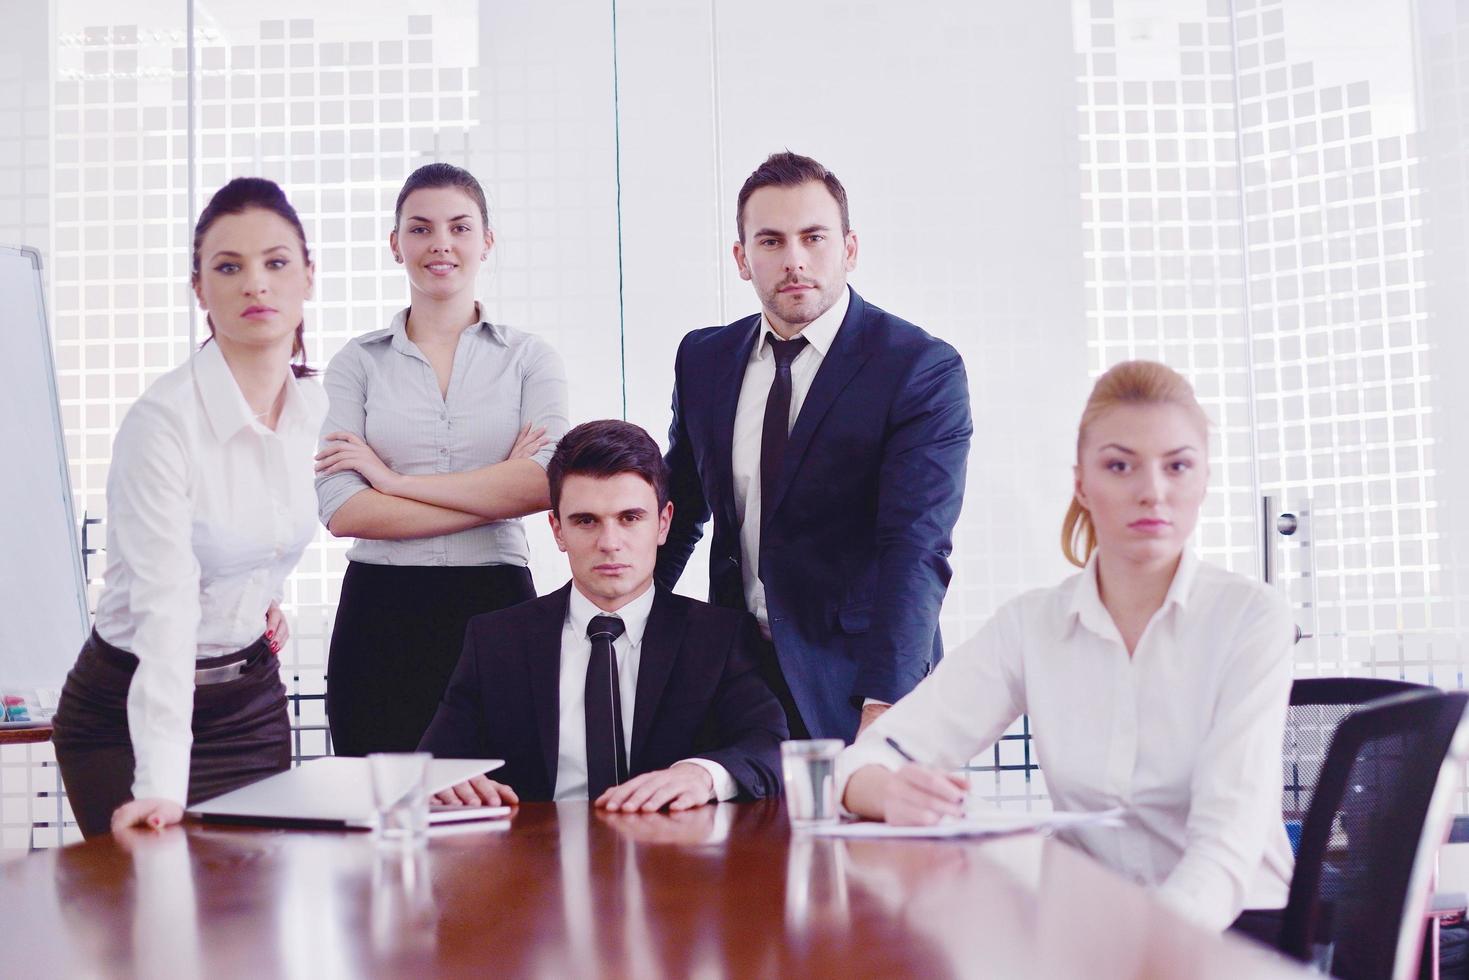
111;797;185;833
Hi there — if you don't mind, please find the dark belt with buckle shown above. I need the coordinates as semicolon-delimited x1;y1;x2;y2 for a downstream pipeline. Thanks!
193;660;248;686
86;630;271;686
192;640;269;686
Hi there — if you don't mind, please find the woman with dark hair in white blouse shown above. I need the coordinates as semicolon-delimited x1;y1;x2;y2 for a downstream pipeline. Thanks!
314;163;569;756
52;177;327;836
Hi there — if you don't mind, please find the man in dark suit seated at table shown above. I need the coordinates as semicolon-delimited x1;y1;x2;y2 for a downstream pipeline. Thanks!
421;419;788;811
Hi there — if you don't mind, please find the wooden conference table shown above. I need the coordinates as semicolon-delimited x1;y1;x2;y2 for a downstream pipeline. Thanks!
1;800;1313;979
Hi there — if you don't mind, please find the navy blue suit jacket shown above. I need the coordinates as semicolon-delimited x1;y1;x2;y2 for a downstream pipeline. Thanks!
655;288;973;742
418;583;787;801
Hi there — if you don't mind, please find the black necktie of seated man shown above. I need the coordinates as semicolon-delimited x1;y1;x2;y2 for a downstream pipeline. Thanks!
585;615;628;801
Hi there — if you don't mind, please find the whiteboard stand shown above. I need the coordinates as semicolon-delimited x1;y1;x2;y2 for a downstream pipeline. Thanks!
0;244;89;852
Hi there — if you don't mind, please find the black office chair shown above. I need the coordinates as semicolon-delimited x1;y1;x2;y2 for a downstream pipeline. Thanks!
1277;689;1469;980
1284;678;1434;823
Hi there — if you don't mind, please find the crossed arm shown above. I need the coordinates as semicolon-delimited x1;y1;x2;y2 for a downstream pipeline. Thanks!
314;340;567;540
318;424;550;539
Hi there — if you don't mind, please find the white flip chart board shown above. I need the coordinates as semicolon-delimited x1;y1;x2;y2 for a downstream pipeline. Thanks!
0;245;89;692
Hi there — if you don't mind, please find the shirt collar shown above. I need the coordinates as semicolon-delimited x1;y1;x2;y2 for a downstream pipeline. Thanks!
566;580;656;648
1162;548;1200;611
754;283;850;360
387;302;504;357
193;340;309;442
1065;548;1199;639
269;370;310;435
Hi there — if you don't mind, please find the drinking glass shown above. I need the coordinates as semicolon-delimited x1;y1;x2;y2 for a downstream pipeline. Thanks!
780;739;844;827
367;752;431;845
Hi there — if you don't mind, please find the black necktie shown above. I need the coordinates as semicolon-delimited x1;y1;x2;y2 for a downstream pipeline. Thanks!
584;615;628;800
760;334;810;509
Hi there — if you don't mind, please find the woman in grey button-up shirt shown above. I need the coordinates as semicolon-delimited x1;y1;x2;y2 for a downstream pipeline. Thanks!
314;163;569;756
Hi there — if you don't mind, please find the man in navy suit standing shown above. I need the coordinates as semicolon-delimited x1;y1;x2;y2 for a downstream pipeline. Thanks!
423;420;786;810
655;151;973;744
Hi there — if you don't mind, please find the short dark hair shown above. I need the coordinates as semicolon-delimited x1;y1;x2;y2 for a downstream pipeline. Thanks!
548;420;669;517
191;177;316;379
394;162;490;229
735;151;850;242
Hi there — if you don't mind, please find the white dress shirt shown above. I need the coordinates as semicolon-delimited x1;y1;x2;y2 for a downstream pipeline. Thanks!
553;583;736;802
730;285;850;634
92;341;327;805
315;304;569;566
836;550;1297;930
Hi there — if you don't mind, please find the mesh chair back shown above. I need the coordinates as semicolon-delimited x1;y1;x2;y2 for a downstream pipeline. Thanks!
1283;678;1431;821
1279;689;1469;980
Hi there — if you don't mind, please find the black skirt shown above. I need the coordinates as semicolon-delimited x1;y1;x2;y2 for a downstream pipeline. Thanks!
52;630;290;839
325;561;535;756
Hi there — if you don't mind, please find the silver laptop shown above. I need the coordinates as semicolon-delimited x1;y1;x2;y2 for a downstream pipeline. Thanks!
187;756;504;829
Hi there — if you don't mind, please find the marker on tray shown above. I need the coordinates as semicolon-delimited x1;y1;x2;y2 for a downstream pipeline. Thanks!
2;695;30;723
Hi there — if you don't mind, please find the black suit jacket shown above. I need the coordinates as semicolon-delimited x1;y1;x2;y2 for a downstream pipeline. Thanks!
655;288;972;741
418;583;788;801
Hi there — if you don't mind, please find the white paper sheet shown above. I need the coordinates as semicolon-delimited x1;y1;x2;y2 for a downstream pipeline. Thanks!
804;807;1125;839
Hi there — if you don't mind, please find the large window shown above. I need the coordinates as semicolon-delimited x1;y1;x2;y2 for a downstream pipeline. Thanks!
1079;0;1467;689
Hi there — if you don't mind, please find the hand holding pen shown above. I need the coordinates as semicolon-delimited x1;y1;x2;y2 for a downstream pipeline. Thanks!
867;735;969;826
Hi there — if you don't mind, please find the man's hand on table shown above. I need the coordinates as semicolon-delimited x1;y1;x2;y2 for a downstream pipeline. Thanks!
595;762;714;812
434;775;520;807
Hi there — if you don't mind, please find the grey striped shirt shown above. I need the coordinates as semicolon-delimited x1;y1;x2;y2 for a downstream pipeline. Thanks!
315;307;569;566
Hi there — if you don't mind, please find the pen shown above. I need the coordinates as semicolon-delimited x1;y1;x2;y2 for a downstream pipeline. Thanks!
885;736;918;763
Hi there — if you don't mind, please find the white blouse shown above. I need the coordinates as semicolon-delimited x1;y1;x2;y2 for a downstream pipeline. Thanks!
314;306;569;567
93;341;326;805
836;550;1297;930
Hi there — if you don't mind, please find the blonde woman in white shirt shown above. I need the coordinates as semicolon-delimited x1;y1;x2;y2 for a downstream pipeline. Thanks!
838;360;1295;931
52;178;328;837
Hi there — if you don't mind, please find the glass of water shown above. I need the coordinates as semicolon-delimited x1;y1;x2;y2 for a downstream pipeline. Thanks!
367;752;431;845
781;739;844;828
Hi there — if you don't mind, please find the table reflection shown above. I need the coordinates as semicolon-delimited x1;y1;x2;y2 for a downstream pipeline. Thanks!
596;803;752;978
784;834;849;934
116;827;202;978
371;846;438;960
837;833;1012;978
